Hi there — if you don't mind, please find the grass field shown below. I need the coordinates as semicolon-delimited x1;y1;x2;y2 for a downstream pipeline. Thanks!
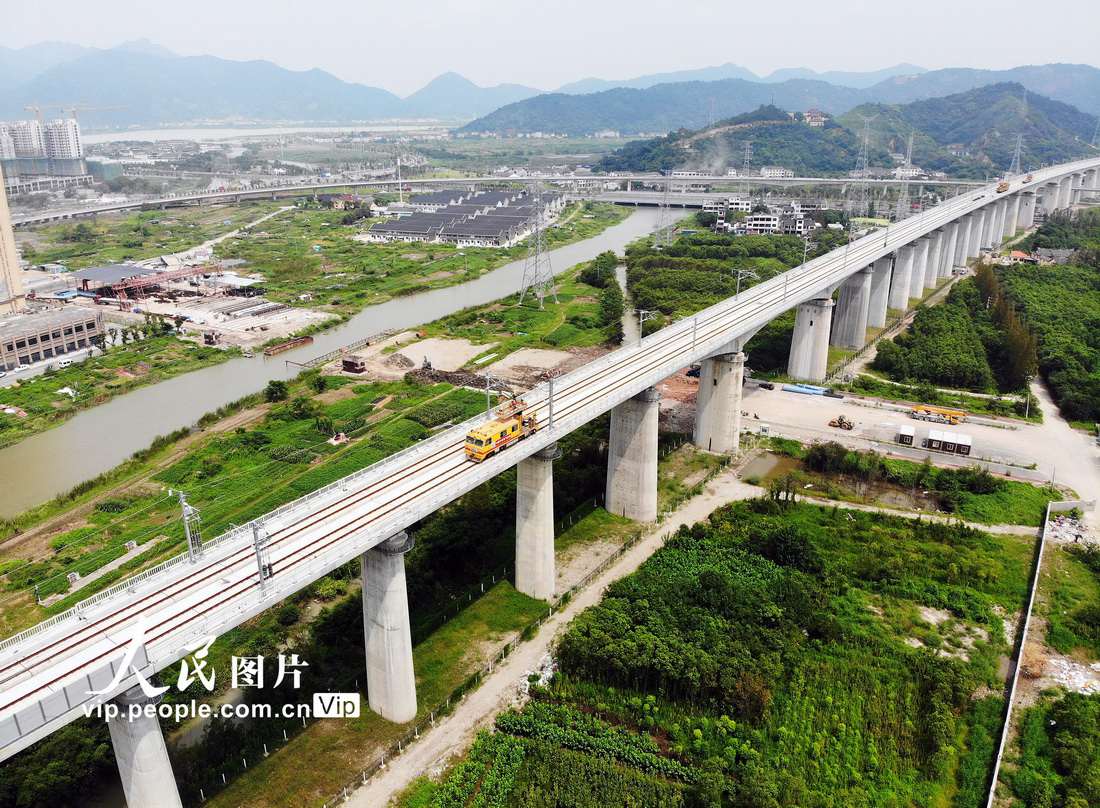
419;262;618;365
15;202;287;269
214;201;629;319
0;374;488;636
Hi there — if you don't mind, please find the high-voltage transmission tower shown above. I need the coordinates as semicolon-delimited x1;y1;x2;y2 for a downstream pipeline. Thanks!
1091;119;1100;148
894;132;914;221
518;185;558;309
740;141;753;195
852;119;872;216
653;176;673;248
1008;134;1024;176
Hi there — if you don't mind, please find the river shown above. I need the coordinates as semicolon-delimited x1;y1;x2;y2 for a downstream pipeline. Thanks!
81;123;447;145
0;209;659;517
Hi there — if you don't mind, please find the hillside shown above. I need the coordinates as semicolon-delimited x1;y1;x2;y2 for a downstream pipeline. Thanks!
866;63;1100;116
401;72;540;118
459;78;865;136
596;105;890;174
463;64;1100;137
595;86;1095;177
839;82;1097;176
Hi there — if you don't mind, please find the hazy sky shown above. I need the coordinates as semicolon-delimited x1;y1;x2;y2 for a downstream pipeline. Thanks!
7;0;1098;95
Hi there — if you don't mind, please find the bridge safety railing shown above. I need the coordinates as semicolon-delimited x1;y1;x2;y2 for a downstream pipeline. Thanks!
6;157;1100;656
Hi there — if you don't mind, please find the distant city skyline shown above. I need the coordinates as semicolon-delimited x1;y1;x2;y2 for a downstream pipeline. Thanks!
6;0;1100;96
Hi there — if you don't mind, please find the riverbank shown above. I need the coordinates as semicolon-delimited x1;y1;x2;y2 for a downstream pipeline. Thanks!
0;206;659;516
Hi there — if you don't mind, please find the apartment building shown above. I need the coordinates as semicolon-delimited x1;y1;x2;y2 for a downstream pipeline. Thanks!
0;164;24;314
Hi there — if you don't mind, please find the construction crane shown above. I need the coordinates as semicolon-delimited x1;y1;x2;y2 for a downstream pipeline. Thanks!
52;105;126;122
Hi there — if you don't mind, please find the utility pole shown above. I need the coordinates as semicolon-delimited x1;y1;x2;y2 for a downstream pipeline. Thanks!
637;309;656;342
252;523;271;594
177;490;202;563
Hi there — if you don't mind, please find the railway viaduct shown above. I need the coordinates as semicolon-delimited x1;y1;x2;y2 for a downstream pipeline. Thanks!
1;157;1098;807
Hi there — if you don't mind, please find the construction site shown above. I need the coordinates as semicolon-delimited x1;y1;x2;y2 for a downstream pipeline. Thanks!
22;261;334;349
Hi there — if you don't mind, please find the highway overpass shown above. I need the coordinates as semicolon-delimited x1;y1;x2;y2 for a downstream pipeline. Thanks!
10;172;986;228
1;156;1098;807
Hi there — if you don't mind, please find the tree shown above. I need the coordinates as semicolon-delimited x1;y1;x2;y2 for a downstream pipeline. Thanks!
598;282;625;343
308;374;328;394
264;380;288;402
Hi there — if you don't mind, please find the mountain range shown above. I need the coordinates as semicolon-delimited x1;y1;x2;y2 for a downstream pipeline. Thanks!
594;84;1097;179
2;40;1099;132
463;64;1100;136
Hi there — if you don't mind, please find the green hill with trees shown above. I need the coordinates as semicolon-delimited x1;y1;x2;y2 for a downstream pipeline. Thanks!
595;86;1096;178
839;83;1096;178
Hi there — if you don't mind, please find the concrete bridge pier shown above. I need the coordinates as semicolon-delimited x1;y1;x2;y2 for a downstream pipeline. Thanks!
922;231;943;289
831;267;872;349
908;237;929;299
693;351;745;454
606;387;660;522
987;201;1003;249
1017;191;1037;230
1004;194;1022;240
985;201;1003;246
939;222;959;278
107;687;183;808
787;297;834;381
954;215;973;268
1058;176;1072;210
362;531;417;724
887;245;915;310
867;256;893;328
969;209;987;256
994;198;1009;243
515;443;560;601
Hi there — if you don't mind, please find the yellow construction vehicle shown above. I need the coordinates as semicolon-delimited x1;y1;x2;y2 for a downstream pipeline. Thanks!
465;398;540;462
911;404;966;425
996;181;1010;193
828;415;854;430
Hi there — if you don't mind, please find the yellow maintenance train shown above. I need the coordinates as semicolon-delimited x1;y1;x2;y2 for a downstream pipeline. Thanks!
465;398;541;462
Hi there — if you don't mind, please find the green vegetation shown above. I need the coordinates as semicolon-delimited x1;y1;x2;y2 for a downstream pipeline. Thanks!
839;83;1095;178
995;211;1100;424
623;227;846;372
1043;544;1100;658
758;439;1058;525
420;500;1034;806
420;254;624;360
872;269;1037;395
598;106;892;175
0;374;488;629
838;373;1039;422
16;202;286;269
0;329;234;449
1005;693;1100;808
214;201;628;319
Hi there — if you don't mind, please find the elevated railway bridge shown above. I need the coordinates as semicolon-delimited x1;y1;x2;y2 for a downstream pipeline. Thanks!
2;157;1099;807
